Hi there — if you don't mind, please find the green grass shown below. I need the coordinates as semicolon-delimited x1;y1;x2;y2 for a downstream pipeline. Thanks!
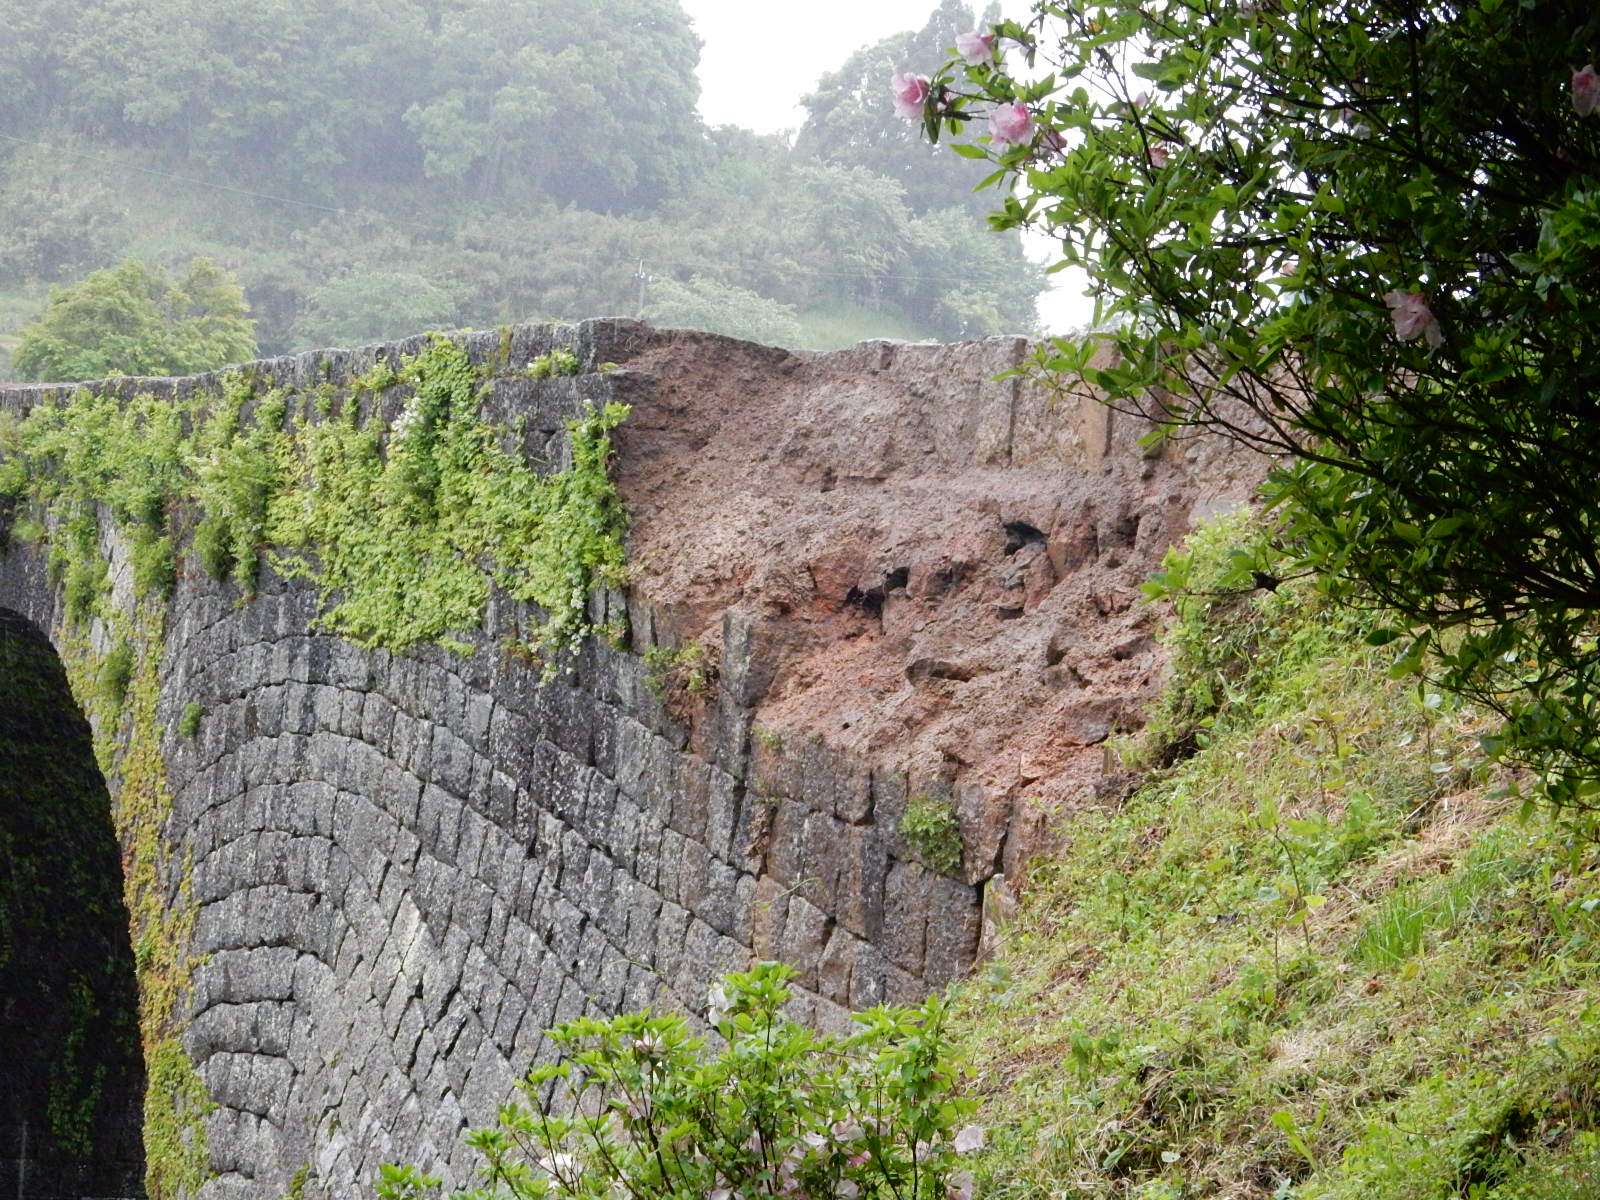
1352;831;1527;968
952;514;1600;1200
789;302;940;350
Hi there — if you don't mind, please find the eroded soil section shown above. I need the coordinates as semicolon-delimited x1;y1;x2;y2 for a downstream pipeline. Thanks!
609;329;1265;879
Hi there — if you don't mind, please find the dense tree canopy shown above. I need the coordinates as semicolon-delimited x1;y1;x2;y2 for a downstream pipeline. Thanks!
13;259;256;381
0;0;701;210
918;1;1600;800
0;0;432;186
290;270;462;349
646;274;803;347
404;0;704;210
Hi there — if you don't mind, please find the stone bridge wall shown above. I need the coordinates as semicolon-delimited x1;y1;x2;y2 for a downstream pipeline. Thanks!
0;320;1260;1200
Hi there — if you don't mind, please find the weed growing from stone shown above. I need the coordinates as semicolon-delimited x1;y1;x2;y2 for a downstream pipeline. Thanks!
526;347;582;378
901;794;963;875
643;640;713;703
98;641;135;710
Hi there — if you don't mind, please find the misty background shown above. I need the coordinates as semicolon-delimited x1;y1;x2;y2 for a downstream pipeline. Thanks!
0;0;1051;380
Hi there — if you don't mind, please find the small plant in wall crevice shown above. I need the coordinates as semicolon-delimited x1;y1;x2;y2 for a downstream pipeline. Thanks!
901;793;963;874
643;640;715;702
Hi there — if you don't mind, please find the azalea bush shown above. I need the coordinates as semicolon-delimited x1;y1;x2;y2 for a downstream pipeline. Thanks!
378;963;983;1200
905;2;1600;806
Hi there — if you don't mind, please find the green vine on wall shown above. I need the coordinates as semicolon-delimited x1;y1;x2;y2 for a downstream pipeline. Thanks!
62;608;211;1200
0;335;630;667
271;338;629;664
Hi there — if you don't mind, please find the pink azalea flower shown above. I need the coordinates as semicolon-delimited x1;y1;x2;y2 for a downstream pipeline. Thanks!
987;101;1033;147
947;1170;977;1200
892;71;931;122
956;31;996;65
1383;290;1444;348
1574;64;1600;117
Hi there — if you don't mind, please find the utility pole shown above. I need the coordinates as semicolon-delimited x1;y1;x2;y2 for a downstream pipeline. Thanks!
635;258;649;319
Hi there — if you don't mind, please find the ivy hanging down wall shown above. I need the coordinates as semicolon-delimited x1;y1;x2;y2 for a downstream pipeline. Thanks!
0;332;630;664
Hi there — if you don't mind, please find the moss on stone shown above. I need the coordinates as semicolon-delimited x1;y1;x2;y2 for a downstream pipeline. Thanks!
143;1038;214;1200
60;607;208;1199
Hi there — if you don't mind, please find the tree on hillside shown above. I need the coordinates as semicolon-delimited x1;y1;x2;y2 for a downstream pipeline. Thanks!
291;270;462;349
0;159;129;284
404;0;704;210
4;0;434;189
646;275;803;347
13;259;257;381
914;2;1600;799
900;205;1041;338
773;164;916;308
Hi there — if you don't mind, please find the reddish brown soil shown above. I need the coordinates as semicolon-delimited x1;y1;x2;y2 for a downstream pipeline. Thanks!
608;327;1266;878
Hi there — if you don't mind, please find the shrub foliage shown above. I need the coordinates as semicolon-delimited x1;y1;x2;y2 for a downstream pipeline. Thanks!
379;963;983;1200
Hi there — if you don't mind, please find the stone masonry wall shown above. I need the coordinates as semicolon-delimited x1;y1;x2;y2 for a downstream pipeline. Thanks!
0;320;1261;1200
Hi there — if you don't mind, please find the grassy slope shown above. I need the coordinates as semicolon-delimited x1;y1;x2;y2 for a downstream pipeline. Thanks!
954;514;1600;1200
790;302;942;350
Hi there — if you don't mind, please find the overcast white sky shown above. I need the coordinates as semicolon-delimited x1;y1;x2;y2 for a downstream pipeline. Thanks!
676;0;1093;331
678;0;946;133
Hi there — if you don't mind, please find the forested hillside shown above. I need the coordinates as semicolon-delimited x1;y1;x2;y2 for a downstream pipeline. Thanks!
0;0;1044;378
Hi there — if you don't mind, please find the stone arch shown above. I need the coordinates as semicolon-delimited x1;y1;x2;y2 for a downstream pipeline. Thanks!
0;608;145;1199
